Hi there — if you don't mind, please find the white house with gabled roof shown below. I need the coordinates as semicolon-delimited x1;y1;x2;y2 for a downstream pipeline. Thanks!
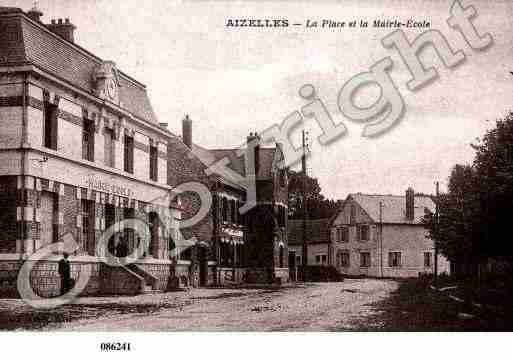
330;188;450;278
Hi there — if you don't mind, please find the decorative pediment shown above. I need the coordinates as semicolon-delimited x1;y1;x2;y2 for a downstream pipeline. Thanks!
92;61;120;104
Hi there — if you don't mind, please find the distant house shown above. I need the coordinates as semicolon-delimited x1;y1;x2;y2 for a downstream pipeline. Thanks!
288;218;332;268
330;188;450;278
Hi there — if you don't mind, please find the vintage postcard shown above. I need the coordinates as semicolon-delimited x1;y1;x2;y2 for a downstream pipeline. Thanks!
0;0;512;356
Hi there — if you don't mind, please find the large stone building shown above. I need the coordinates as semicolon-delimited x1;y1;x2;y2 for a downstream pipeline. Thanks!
0;6;289;298
330;189;450;278
0;6;182;297
167;119;289;286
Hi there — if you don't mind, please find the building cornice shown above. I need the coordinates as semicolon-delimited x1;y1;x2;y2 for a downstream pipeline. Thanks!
9;146;178;193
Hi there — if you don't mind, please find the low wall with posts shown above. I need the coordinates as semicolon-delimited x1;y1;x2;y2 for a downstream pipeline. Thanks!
216;267;245;286
0;256;180;298
0;257;103;298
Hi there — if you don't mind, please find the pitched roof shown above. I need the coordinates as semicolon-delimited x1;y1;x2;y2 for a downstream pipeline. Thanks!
288;218;332;245
166;134;282;199
0;9;158;124
349;193;435;224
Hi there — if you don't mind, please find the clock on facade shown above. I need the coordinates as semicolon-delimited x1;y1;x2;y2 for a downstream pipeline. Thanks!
106;78;117;100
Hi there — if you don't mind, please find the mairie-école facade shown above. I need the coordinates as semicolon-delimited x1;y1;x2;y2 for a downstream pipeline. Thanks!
0;6;289;298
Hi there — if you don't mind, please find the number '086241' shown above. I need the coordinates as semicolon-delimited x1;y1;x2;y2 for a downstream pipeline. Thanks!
100;343;131;351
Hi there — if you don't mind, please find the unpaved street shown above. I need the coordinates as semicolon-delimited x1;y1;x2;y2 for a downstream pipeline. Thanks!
0;279;398;331
59;279;398;331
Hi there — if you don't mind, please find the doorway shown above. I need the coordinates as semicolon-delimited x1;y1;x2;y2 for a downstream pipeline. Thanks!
198;246;207;287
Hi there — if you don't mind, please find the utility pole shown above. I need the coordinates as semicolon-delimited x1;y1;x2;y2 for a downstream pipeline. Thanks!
434;181;439;288
301;130;308;281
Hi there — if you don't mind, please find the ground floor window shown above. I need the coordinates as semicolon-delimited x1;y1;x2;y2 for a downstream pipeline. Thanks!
148;212;160;258
81;199;95;255
40;190;57;245
315;254;327;265
338;251;350;267
424;252;432;267
123;207;135;256
105;204;116;255
360;252;371;267
388;252;402;267
279;245;284;268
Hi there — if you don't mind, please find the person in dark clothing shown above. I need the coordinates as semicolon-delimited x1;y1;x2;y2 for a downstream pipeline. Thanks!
115;236;129;259
58;253;71;296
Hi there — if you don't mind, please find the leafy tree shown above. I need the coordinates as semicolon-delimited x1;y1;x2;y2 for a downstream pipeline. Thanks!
423;164;482;275
424;111;513;275
472;111;513;262
288;170;342;220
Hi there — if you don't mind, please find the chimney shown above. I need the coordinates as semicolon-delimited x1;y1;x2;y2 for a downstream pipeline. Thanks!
246;132;260;175
405;187;414;221
47;18;76;43
27;5;43;23
159;122;168;130
182;115;192;149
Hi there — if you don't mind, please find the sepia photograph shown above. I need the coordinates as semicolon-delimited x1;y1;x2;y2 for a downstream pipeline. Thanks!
0;0;512;356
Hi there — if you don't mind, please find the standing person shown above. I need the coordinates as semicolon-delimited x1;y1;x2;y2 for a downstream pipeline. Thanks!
116;235;129;259
58;253;71;296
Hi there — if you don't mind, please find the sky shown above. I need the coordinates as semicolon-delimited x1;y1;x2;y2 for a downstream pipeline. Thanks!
6;0;513;199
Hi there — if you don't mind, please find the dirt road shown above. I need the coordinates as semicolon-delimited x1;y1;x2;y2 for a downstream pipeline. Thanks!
45;279;398;331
